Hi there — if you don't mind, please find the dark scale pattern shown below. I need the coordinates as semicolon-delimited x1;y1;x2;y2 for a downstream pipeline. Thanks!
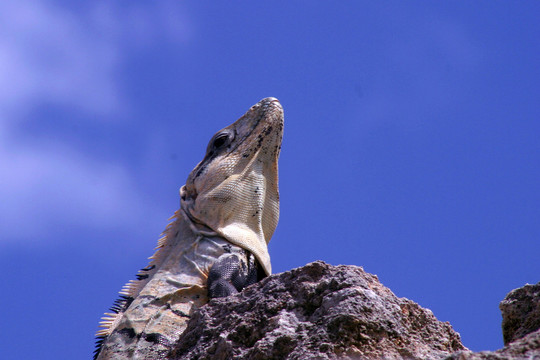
207;252;262;299
143;332;172;347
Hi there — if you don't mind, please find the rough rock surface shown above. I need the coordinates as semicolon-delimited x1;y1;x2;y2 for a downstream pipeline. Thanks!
445;281;540;360
445;330;540;360
169;261;465;360
500;282;540;345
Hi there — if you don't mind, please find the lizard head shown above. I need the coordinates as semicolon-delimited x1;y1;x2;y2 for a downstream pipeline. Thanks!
180;97;283;275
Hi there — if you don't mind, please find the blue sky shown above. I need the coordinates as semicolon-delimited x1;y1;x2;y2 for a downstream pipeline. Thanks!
1;2;539;359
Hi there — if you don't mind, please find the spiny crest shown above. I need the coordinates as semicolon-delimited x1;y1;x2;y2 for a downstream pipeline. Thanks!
93;211;182;358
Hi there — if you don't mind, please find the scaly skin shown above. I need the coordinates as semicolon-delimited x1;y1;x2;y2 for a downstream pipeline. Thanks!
94;98;284;359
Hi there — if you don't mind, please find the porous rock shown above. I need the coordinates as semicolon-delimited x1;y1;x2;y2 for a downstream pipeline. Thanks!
445;330;540;360
169;261;465;360
500;281;540;345
445;281;540;360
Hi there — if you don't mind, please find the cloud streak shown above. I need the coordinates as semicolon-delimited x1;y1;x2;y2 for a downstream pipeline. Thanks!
0;0;190;245
0;0;190;119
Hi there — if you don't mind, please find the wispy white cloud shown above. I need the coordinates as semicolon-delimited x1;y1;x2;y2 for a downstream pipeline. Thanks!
0;0;190;245
0;139;163;245
0;0;190;119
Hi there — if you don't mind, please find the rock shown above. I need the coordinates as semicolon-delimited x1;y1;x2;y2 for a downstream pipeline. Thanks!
169;261;466;360
500;282;540;345
444;281;540;360
168;262;540;359
445;329;540;360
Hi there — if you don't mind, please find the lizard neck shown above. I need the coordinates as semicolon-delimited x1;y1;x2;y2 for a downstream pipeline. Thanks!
96;207;234;360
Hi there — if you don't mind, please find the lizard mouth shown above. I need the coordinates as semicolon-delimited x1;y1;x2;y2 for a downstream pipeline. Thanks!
227;97;283;154
193;97;283;179
181;97;284;216
230;97;283;161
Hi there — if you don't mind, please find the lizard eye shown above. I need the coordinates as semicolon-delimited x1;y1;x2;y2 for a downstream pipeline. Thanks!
206;130;235;156
212;133;229;149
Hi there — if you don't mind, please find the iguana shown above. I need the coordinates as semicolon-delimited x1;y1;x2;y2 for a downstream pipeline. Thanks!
94;97;284;359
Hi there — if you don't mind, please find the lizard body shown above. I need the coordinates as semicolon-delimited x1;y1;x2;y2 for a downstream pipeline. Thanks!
94;97;284;359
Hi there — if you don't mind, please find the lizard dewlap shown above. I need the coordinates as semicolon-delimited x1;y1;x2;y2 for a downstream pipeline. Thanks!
94;98;283;360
